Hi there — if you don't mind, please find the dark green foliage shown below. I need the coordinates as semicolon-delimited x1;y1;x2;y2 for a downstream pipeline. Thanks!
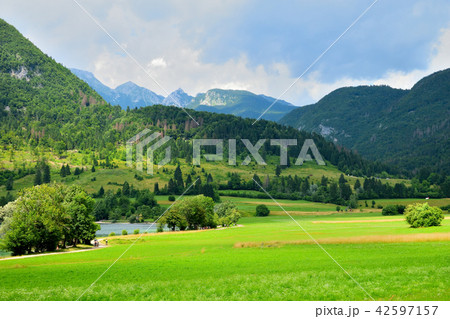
122;181;130;196
33;168;42;186
0;192;14;207
122;230;128;236
441;177;450;197
275;165;281;177
5;175;13;190
405;203;444;228
382;205;400;216
174;165;184;191
33;161;50;185
97;186;105;198
42;163;51;183
65;164;71;176
168;195;175;201
382;204;406;216
60;165;66;177
201;183;220;202
279;70;450;175
255;204;270;217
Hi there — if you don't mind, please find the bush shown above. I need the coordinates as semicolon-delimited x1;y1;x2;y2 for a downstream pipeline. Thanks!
255;204;270;217
133;229;140;235
109;232;116;237
382;205;399;216
377;204;383;209
215;201;241;227
405;203;444;228
336;206;341;212
396;205;406;214
168;195;176;201
122;229;128;235
382;204;406;216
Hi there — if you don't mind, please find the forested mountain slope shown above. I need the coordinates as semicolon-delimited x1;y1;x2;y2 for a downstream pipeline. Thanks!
279;70;450;174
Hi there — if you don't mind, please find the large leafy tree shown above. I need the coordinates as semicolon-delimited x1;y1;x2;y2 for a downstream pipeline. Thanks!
161;195;216;230
0;184;66;255
0;184;99;255
214;201;241;226
63;186;99;246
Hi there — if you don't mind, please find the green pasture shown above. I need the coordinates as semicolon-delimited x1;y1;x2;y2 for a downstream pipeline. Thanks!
0;212;448;301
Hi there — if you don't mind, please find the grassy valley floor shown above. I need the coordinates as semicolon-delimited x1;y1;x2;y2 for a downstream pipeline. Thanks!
0;212;448;301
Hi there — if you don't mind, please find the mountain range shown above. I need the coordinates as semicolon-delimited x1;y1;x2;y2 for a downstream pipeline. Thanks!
1;16;449;177
0;16;400;183
71;68;296;121
279;70;450;173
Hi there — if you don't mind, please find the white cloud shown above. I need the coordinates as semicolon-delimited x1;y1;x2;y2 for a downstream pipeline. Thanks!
149;58;167;68
2;0;449;105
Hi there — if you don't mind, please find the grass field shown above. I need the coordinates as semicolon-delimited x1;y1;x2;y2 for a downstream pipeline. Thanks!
0;207;448;301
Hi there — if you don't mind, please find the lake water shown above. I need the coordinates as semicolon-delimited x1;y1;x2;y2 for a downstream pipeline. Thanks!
96;223;159;237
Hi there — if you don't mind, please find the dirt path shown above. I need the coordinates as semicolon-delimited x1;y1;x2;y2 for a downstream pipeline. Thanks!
0;245;107;261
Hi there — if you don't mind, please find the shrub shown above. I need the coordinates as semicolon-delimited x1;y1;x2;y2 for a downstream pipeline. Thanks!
122;229;128;235
133;229;140;235
382;204;405;216
109;232;116;237
396;205;406;214
382;205;399;216
336;206;341;212
405;203;444;228
168;195;176;201
128;214;137;223
255;204;270;217
377;204;383;209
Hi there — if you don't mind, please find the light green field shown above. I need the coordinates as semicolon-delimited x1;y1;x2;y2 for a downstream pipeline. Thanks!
0;211;448;301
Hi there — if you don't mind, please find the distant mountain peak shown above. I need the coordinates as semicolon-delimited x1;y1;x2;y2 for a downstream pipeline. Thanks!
70;69;296;119
163;88;193;107
71;70;164;108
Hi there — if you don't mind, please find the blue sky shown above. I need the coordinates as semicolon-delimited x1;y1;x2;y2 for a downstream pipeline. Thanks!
1;0;450;105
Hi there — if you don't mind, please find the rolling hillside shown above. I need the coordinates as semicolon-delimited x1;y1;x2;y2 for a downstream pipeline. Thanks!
279;70;450;174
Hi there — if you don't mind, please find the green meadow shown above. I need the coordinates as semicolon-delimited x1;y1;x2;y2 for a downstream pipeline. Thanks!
0;207;449;301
